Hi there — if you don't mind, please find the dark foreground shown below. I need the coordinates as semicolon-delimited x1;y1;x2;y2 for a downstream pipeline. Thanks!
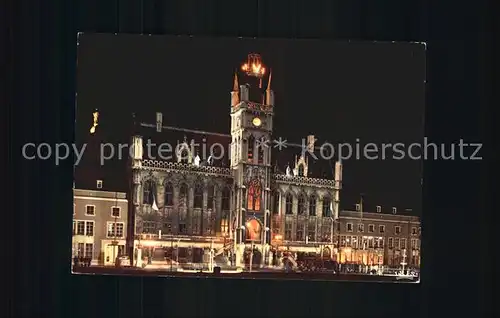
73;266;419;283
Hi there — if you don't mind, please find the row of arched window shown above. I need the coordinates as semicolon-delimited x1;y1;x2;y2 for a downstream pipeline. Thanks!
142;180;230;211
272;192;332;217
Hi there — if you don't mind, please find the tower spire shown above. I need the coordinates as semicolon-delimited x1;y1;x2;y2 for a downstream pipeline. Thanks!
231;70;240;107
265;70;274;106
233;71;239;91
267;70;272;90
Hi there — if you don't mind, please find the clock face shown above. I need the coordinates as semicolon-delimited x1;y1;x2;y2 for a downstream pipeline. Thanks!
252;117;262;127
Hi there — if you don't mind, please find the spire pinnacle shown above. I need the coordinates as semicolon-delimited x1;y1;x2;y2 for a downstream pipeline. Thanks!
267;70;272;90
233;71;239;91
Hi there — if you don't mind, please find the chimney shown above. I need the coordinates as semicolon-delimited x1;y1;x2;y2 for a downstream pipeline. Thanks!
156;112;163;132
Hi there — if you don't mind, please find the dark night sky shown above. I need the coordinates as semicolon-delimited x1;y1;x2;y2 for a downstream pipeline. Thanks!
75;33;425;215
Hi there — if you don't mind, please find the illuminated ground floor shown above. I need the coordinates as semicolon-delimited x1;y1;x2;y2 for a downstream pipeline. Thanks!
72;237;127;266
338;247;420;267
129;235;340;269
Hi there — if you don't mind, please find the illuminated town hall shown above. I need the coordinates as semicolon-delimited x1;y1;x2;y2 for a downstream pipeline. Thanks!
73;54;421;271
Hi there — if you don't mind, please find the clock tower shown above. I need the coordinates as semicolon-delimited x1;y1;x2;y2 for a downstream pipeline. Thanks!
230;54;275;267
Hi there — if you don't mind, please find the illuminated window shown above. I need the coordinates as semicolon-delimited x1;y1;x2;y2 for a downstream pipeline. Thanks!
247;135;255;163
164;182;174;206
411;239;417;249
107;222;124;238
247;179;262;211
85;243;93;258
77;243;84;257
76;221;85;235
85;221;94;236
74;220;94;236
297;194;306;215
285;193;293;215
194;183;203;208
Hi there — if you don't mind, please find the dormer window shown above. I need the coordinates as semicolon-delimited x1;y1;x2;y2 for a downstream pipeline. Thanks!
392;207;397;214
376;205;381;213
355;204;361;212
298;165;304;176
96;180;103;189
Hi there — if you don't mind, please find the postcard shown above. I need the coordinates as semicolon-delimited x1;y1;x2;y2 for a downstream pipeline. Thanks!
71;33;425;282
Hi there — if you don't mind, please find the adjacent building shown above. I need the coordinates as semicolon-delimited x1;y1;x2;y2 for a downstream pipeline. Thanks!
337;206;421;267
72;187;128;265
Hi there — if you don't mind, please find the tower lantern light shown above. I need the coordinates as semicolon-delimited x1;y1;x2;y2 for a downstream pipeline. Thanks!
241;53;266;78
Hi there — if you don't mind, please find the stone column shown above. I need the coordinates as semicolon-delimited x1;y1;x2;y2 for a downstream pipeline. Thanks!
172;186;180;234
280;193;286;237
216;189;222;233
188;187;194;234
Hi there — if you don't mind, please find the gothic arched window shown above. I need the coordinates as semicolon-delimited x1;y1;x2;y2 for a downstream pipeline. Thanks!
298;165;304;177
257;137;265;164
272;191;280;215
247;135;255;163
164;182;173;206
298;194;306;215
309;195;317;216
247;179;262;211
285;193;293;215
194;183;203;208
143;180;155;204
222;187;230;211
322;197;332;217
207;185;215;210
179;183;188;207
